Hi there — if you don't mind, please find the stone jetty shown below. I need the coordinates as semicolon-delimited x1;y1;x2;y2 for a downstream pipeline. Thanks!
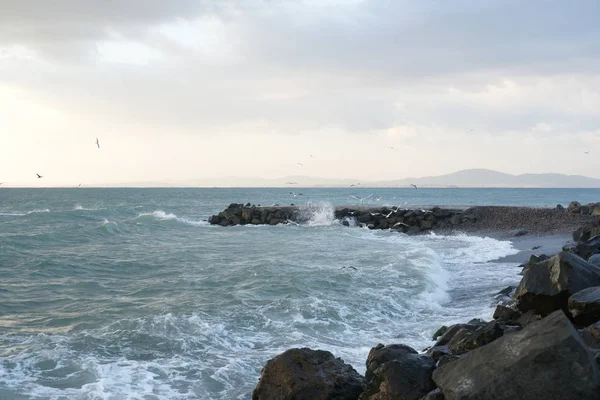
208;202;599;236
208;203;468;234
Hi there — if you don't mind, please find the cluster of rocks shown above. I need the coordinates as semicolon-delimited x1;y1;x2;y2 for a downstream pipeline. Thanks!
208;203;470;234
334;207;467;234
208;203;298;226
564;200;600;216
252;211;600;399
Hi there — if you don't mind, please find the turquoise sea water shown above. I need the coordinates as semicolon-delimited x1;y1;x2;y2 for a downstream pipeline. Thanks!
1;188;599;399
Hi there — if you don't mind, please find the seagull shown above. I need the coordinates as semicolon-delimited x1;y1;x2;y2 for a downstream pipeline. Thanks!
350;184;356;187
96;138;100;149
36;174;43;179
309;155;314;158
375;196;382;201
290;192;303;197
78;183;82;187
286;181;298;185
389;146;395;150
411;184;418;190
384;205;403;218
350;194;373;206
584;151;590;154
297;163;303;167
341;266;357;271
370;212;381;216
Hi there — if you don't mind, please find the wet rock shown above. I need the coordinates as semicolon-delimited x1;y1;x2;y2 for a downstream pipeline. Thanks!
574;224;600;243
432;325;448;341
568;201;582;212
421;388;444;400
515;252;600;316
493;305;521;323
516;310;542;327
365;343;418;381
580;321;600;349
436;354;460;368
511;229;528;237
426;345;452;363
446;321;504;354
556;204;566;211
360;352;436;400
589;254;600;267
252;348;365;400
575;236;600;260
569;286;600;326
433;320;486;347
433;311;600;400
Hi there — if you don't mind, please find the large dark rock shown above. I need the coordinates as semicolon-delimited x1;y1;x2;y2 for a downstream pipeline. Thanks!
433;311;600;399
576;236;600;260
433;320;486;347
569;286;600;326
422;388;445;400
568;201;582;212
492;305;521;323
446;321;504;354
589;254;600;267
365;343;418;381
515;252;600;316
580;321;600;349
252;348;365;400
574;224;600;243
360;351;436;400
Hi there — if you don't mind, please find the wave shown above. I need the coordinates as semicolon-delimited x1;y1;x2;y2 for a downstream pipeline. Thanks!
135;210;208;227
27;209;50;214
296;202;337;226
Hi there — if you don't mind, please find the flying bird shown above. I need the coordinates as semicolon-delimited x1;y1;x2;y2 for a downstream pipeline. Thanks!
0;182;3;185
290;192;303;197
96;138;100;149
375;196;382;201
78;183;82;187
297;163;303;167
584;151;590;154
309;155;314;158
286;181;298;185
411;184;418;190
341;266;357;271
350;194;373;206
389;146;395;150
384;205;402;218
36;174;43;179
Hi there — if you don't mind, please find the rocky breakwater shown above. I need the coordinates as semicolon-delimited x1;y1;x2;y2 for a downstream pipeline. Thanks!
250;209;600;399
208;203;469;234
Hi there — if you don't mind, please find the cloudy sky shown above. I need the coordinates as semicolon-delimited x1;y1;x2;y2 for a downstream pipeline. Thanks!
1;0;599;186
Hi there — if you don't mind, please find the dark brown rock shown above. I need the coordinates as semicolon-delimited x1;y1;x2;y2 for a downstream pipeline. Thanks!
446;321;504;354
252;348;365;400
360;352;436;400
569;286;600;326
433;311;600;400
365;343;418;381
515;252;600;316
492;305;521;322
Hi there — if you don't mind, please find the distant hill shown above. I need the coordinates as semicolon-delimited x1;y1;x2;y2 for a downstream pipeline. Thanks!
376;169;600;188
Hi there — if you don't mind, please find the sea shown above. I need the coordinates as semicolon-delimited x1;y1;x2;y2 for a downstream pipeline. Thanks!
1;187;599;400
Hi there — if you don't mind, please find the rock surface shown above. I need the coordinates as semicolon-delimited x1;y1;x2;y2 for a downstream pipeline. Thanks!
569;286;600;326
432;311;600;399
364;343;418;381
360;350;436;400
252;348;365;400
515;252;600;316
576;235;600;260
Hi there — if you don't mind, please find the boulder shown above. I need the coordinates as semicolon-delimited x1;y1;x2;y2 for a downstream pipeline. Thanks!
446;321;504;354
426;345;452;363
568;201;582;212
515;252;600;316
515;310;542;328
574;224;600;243
433;320;486;347
365;343;418;381
360;352;436;400
252;348;365;400
569;286;600;326
432;325;448;341
576;236;600;260
592;204;600;216
580;321;600;349
493;305;521;323
556;204;565;211
432;311;600;400
589;254;600;267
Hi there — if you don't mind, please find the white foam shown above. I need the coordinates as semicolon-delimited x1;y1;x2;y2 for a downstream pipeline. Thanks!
301;202;336;226
26;209;50;214
0;212;26;216
136;210;208;227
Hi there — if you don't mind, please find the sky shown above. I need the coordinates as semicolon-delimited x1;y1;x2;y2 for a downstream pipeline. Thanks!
0;0;599;186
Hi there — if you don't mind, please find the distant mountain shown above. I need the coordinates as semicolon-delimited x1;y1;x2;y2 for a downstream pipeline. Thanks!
377;169;600;188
